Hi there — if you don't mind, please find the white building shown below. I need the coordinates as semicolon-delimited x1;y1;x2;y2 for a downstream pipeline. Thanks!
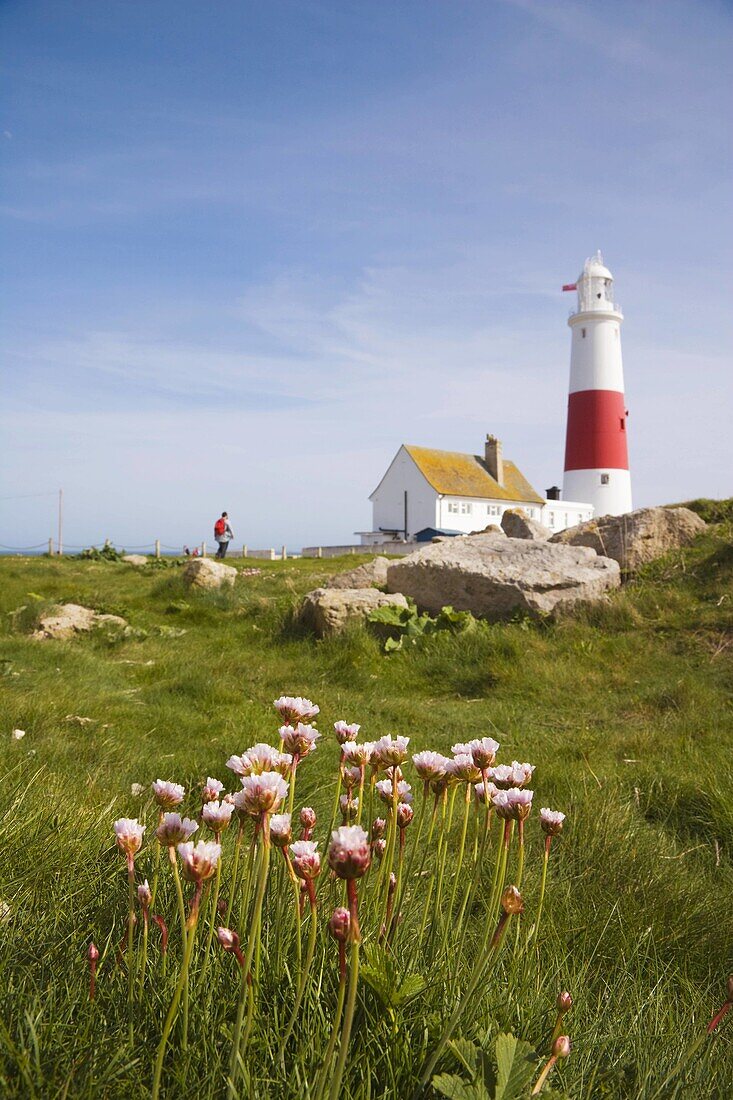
359;435;593;545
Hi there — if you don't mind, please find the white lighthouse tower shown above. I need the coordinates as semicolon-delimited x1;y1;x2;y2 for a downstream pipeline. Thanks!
562;252;632;516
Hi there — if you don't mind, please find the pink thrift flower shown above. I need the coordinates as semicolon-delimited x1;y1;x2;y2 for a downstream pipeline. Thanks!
449;754;482;783
202;777;224;803
469;737;500;769
412;750;449;781
137;879;152;909
300;806;316;831
375;778;413;805
234;771;289;816
492;787;534;821
270;813;292;847
372;837;387;858
274;695;320;724
540;808;566;836
202;800;235;832
114;818;145;857
342;765;362;790
328;825;371;879
156;812;199;846
151;779;185;809
280;723;321;758
177;840;221;883
225;753;250;777
290;839;321;880
243;743;284;775
371;817;386;840
333;720;360;744
340;794;359;822
490;761;535;789
475;781;498;805
451;742;473;756
372;734;410;768
217;927;238;950
341;741;372;766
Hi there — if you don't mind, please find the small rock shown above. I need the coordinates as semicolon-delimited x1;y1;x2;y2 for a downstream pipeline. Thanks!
328;556;390;590
32;604;128;640
299;587;409;637
500;509;551;541
549;506;706;571
182;557;237;589
11;729;26;741
121;554;148;565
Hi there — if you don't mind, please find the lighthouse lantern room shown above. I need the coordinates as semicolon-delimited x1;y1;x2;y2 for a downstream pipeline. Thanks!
562;252;632;516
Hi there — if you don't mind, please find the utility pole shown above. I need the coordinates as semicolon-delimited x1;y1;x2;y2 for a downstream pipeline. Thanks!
58;489;64;556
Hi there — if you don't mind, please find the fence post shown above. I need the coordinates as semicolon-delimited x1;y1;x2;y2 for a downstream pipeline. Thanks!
317;546;322;559
270;548;275;560
202;542;207;558
350;547;356;555
242;545;248;559
281;545;287;561
48;537;54;556
154;539;160;559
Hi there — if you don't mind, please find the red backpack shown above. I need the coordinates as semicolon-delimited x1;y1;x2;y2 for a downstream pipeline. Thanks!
214;518;226;537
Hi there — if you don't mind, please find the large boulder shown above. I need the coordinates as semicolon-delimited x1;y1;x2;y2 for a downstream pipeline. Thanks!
549;506;706;571
500;509;551;541
121;554;148;565
328;556;390;590
33;603;128;640
182;557;237;589
300;587;409;637
386;535;619;619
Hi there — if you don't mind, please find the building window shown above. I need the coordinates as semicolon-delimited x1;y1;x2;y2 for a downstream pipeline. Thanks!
549;512;555;526
447;502;459;514
601;473;610;485
460;502;472;515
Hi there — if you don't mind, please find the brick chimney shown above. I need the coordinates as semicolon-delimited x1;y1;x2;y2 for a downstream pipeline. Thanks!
484;434;504;486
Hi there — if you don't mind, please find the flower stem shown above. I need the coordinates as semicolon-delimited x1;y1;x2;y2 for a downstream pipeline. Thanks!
227;818;272;1100
126;862;135;1045
328;880;361;1100
531;836;552;945
225;818;245;926
314;956;347;1100
280;886;318;1057
151;884;202;1100
168;847;189;1048
530;1054;558;1095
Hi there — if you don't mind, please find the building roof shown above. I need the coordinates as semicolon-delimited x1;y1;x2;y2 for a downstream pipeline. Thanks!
404;445;544;504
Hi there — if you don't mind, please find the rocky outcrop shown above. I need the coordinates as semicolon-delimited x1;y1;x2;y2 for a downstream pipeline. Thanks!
121;554;148;565
549;506;706;571
33;604;128;640
300;587;409;637
182;557;237;589
386;534;619;619
500;509;551;541
328;557;390;590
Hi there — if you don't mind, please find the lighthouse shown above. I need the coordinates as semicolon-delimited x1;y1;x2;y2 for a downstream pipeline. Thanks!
562;251;632;516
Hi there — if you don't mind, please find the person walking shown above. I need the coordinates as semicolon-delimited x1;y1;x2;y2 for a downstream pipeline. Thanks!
214;512;233;559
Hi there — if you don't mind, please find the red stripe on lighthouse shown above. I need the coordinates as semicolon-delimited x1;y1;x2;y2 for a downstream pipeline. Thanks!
564;390;629;471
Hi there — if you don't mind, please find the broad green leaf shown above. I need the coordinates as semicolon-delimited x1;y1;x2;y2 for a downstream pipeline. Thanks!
494;1033;536;1100
432;1073;489;1100
447;1038;479;1074
383;636;402;653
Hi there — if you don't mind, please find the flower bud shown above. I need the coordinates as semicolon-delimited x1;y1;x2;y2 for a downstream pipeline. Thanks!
372;837;387;858
553;1035;571;1059
328;825;371;879
88;942;99;962
217;927;239;951
557;991;573;1013
269;813;292;848
371;817;386;840
328;906;351;943
300;806;316;830
500;885;524;915
396;802;414;828
137;879;152;909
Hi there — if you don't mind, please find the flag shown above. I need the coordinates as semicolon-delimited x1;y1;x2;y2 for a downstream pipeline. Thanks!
562;283;577;292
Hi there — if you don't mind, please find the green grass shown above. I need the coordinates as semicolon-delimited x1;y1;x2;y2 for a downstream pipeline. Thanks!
0;522;732;1099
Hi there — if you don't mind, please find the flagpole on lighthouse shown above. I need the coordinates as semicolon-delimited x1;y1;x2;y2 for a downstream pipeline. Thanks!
561;252;632;517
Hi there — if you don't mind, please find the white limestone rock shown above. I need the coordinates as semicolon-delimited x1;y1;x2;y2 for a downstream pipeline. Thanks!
386;534;620;619
328;557;390;590
500;509;552;541
299;587;409;637
549;506;706;571
33;604;128;640
182;557;237;589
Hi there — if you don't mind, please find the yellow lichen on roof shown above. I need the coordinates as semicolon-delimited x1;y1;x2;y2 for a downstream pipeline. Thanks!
405;446;544;504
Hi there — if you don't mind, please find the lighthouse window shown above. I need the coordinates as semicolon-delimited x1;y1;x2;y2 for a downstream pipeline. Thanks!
601;474;610;485
620;417;626;431
581;328;586;338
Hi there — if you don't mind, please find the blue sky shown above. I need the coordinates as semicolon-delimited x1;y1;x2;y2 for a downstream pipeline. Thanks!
2;0;731;551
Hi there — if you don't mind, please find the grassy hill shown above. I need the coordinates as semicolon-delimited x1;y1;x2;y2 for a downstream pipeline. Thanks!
0;509;731;1098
